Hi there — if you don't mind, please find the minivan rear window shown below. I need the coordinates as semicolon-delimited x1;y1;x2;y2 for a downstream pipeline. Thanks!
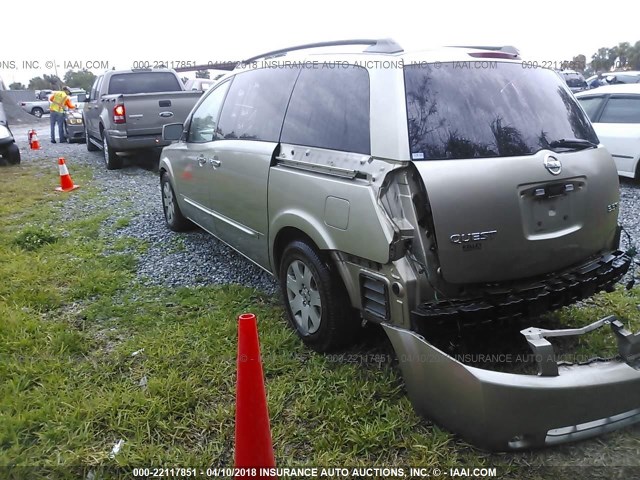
108;72;182;95
404;62;598;160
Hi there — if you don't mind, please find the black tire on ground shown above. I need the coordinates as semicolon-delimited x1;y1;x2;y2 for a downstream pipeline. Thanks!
86;126;98;151
32;108;43;118
279;240;358;352
6;143;20;165
102;133;122;170
160;172;191;231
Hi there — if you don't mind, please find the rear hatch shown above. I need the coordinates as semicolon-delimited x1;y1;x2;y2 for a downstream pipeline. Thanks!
404;60;621;284
107;71;201;136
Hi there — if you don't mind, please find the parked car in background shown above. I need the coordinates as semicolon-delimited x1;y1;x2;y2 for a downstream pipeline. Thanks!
586;74;606;89
21;88;86;118
558;70;588;93
604;71;640;85
84;68;202;169
35;89;53;100
64;93;87;143
576;84;640;179
184;78;216;92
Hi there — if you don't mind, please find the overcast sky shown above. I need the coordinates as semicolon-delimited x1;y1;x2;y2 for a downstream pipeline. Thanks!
1;0;637;86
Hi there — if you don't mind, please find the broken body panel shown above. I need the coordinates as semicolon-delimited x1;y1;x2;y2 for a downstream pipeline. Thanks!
384;317;640;451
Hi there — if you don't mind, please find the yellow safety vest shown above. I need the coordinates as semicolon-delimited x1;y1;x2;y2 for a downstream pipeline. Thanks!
50;91;68;113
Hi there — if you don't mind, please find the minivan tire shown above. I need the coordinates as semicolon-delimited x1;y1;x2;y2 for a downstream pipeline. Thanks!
279;240;357;352
160;172;191;231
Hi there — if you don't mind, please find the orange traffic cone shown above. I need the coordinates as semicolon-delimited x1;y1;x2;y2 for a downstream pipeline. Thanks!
30;130;40;150
55;157;80;192
234;313;276;479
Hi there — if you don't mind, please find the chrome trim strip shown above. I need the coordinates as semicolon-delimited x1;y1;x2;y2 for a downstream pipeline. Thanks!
183;198;259;238
276;157;358;179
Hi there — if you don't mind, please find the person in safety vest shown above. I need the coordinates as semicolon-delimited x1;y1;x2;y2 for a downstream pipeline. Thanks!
49;86;76;143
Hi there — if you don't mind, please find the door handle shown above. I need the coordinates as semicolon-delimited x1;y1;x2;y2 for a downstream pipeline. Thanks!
197;155;206;167
209;157;221;168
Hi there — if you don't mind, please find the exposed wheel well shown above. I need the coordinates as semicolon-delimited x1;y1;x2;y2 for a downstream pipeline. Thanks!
273;227;320;274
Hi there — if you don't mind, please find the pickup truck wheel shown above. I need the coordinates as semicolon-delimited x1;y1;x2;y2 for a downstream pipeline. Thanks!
85;127;98;151
6;144;21;165
279;241;357;352
102;135;122;170
160;172;191;231
32;108;43;118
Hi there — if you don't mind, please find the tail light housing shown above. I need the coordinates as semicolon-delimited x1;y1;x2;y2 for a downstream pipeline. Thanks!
113;104;126;124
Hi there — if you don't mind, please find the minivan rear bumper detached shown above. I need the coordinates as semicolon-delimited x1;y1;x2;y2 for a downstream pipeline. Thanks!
383;316;640;451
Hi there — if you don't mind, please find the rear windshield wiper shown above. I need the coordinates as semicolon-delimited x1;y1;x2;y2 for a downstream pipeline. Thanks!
549;138;598;151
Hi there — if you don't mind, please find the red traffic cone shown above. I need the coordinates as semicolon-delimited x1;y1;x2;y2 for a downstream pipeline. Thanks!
55;157;80;192
30;130;41;150
235;313;276;479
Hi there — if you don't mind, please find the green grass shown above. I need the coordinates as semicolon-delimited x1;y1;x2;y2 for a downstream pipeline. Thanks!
0;162;638;479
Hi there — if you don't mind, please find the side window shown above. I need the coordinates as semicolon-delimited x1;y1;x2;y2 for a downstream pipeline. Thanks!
577;96;605;122
281;66;370;155
188;80;231;143
90;76;102;100
217;67;299;142
599;97;640;123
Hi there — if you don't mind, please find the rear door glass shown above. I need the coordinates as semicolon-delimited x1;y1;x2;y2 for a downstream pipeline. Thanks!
404;62;598;160
281;66;370;155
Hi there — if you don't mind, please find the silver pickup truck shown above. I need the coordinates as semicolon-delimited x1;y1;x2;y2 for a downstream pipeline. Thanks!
84;69;202;169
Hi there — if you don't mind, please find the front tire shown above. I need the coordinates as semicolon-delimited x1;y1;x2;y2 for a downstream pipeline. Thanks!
102;134;122;170
160;172;191;231
6;144;20;165
279;240;358;352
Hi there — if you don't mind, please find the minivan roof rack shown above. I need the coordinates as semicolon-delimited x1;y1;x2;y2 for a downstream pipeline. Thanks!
449;45;520;56
242;38;404;64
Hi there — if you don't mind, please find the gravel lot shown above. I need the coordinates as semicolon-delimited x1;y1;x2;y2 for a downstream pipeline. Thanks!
11;119;640;295
12;120;279;294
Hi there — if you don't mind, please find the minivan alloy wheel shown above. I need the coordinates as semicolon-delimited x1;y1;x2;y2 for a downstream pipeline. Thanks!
162;180;176;224
286;259;322;335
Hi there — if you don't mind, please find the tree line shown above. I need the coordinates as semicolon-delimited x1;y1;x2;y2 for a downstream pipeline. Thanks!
572;41;640;75
9;70;97;92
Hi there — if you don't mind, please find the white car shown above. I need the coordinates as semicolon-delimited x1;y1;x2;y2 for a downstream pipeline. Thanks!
576;84;640;179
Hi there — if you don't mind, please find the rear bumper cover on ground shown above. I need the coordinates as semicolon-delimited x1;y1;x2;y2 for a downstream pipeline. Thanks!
383;316;640;451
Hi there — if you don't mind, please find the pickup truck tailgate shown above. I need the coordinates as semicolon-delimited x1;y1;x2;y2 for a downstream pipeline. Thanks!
119;91;202;136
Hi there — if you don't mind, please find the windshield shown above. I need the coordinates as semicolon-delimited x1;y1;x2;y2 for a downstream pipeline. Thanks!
404;62;598;160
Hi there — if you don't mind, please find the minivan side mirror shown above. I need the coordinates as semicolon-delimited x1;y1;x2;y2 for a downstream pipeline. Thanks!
163;123;184;141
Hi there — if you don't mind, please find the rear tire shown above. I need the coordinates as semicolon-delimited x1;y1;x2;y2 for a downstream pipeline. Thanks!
32;108;43;118
279;240;358;352
102;133;122;170
160;172;191;231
